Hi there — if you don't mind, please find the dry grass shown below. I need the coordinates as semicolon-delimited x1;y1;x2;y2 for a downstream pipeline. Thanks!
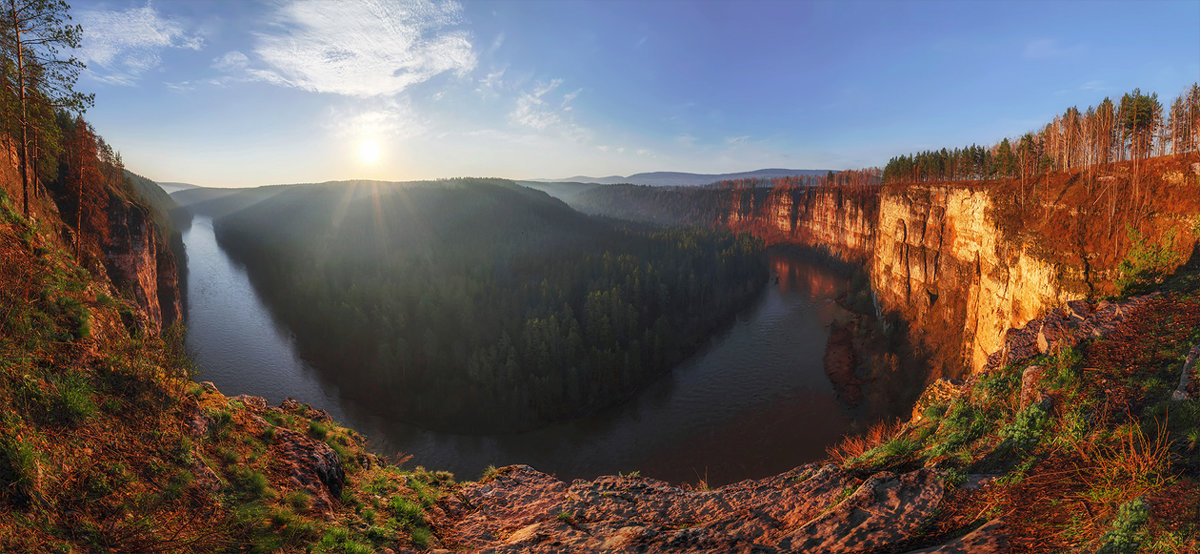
825;418;905;464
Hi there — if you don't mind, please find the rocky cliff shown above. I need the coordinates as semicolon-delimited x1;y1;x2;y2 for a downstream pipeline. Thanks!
0;144;181;331
724;161;1200;380
95;183;182;329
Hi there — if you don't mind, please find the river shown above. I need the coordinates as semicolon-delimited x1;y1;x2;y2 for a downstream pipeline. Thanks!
182;214;895;486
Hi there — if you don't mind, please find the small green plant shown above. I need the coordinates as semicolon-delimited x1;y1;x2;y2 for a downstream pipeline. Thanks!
315;526;373;554
284;490;311;512
51;296;90;341
618;470;641;478
263;411;287;427
308;420;328;438
928;401;992;459
52;372;97;425
230;468;271;500
999;401;1051;452
409;525;432;548
161;470;194;501
172;436;194;464
208;409;233;429
0;434;38;505
218;446;240;464
922;402;948;420
480;464;500;481
1098;498;1150;553
1116;226;1179;294
388;496;425;527
364;523;395;543
557;511;575;523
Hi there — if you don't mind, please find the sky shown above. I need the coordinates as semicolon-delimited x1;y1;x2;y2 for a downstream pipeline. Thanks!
70;0;1200;188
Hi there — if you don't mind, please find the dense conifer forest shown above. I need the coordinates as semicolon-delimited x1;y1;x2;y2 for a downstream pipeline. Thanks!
214;179;767;431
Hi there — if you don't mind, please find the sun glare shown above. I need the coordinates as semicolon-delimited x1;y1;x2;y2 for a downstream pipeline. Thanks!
359;140;380;164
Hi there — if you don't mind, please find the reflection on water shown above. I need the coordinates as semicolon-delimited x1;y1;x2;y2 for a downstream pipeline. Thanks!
184;216;900;486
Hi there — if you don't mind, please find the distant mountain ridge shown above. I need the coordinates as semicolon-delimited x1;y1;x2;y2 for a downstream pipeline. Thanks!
534;168;834;187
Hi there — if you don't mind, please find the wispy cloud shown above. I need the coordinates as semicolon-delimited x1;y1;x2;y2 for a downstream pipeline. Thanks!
725;135;749;145
212;51;250;73
489;32;505;54
475;67;507;98
508;79;590;142
510;79;565;130
327;98;425;140
78;4;203;86
251;0;476;97
562;88;582;106
1023;38;1086;59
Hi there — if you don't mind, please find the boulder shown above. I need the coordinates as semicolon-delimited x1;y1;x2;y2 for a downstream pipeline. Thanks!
272;427;345;511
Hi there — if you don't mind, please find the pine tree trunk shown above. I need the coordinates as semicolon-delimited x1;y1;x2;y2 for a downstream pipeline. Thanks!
9;0;30;218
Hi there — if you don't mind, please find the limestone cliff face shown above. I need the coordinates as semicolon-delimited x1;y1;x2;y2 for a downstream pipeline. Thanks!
98;186;182;329
727;184;1082;378
727;186;875;263
869;187;1081;378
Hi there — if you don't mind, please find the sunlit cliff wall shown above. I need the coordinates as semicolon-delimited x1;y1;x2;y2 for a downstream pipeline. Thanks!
726;183;1084;379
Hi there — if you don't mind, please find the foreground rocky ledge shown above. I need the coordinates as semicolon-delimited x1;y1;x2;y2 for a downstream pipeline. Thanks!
427;464;1006;553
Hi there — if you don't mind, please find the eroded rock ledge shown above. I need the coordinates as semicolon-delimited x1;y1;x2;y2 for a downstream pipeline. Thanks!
428;463;1005;552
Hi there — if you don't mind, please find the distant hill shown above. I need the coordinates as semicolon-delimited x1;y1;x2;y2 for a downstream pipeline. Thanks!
532;168;833;187
515;180;605;203
157;182;199;194
170;185;290;219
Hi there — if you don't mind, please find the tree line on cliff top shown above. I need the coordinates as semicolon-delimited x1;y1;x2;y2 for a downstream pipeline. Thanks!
882;84;1200;184
0;1;144;261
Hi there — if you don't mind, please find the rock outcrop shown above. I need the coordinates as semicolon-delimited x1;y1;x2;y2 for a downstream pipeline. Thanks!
98;185;182;329
722;181;1190;381
983;294;1160;372
432;464;962;552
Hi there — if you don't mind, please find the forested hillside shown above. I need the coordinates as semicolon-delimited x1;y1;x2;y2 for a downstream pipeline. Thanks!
213;179;767;431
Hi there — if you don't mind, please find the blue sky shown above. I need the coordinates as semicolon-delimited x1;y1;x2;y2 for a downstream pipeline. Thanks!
71;0;1200;187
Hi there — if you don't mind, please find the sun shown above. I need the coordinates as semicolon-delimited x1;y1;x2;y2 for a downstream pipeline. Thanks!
359;140;380;164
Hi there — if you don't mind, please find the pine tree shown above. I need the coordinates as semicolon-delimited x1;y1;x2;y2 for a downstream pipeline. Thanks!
0;0;92;217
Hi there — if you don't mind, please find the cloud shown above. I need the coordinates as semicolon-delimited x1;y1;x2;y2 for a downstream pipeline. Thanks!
510;79;564;130
725;135;749;145
475;67;507;98
78;4;203;86
327;98;425;140
213;51;250;73
562;88;582;105
250;0;476;97
1023;38;1085;59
